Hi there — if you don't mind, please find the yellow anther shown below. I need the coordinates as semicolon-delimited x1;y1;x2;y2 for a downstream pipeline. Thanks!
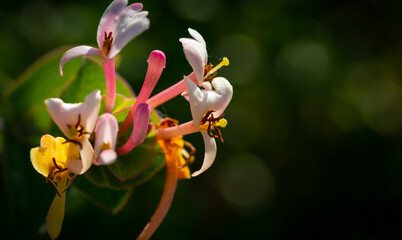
216;118;227;128
204;57;230;79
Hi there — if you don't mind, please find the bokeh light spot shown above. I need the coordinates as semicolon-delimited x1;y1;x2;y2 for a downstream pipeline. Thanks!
217;154;274;212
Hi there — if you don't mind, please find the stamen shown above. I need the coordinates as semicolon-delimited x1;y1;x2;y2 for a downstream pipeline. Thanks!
63;139;83;149
46;167;55;183
48;179;62;198
52;157;62;170
179;141;196;169
75;114;81;129
201;109;216;125
102;31;114;56
204;57;229;80
62;174;77;193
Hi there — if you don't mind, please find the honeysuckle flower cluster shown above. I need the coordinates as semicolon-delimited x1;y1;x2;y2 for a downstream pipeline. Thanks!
29;0;233;239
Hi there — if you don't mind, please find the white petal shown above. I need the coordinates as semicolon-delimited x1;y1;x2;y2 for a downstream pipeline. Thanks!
192;131;217;177
67;138;93;175
188;28;206;49
59;46;102;76
45;90;102;139
97;0;128;49
107;10;150;59
98;149;117;165
180;41;206;85
207;77;233;117
185;77;206;128
94;113;118;160
180;29;208;85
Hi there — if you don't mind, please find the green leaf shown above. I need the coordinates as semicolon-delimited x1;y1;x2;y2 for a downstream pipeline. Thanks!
72;176;132;214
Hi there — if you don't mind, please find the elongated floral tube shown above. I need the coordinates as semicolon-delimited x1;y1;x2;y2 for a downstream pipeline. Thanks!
156;121;198;140
136;143;178;240
117;103;151;155
146;73;197;109
103;58;116;113
120;50;165;135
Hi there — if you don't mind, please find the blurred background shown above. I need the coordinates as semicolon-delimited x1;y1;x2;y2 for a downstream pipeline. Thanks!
2;0;402;239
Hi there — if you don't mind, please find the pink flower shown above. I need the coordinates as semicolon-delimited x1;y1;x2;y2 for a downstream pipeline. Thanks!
59;0;150;113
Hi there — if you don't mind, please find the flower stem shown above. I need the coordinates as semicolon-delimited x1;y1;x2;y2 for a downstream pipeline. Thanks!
136;150;178;240
156;121;198;139
146;73;197;109
103;58;116;113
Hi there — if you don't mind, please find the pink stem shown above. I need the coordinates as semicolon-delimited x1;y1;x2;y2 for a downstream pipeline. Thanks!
156;121;198;140
119;50;166;135
136;150;178;240
103;58;116;113
146;73;197;109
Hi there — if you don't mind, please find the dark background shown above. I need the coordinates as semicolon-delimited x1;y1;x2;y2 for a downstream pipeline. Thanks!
2;0;402;239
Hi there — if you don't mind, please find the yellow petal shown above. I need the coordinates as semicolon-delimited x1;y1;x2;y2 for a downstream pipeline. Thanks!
30;134;79;178
46;177;67;240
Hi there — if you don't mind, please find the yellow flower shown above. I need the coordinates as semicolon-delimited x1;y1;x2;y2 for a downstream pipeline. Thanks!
30;134;80;240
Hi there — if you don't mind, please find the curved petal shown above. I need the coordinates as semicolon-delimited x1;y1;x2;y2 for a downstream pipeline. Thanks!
185;77;206;128
192;131;217;177
188;28;206;49
208;77;233;117
97;0;128;49
94;113;118;161
107;10;150;59
45;90;102;139
59;46;102;76
67;138;93;175
98;149;117;165
180;41;206;85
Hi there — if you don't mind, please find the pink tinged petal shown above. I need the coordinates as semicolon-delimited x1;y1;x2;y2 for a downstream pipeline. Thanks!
68;138;94;175
180;38;206;85
98;149;118;165
181;81;213;101
192;131;217;177
107;10;150;59
120;50;165;134
59;46;102;76
45;90;102;139
103;57;116;113
94;113;118;163
97;0;128;49
117;103;151;155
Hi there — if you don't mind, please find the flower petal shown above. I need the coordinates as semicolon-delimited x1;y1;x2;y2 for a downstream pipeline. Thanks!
185;77;233;128
180;28;208;85
188;28;206;49
45;90;102;139
192;131;217;177
67;138;94;175
59;46;102;76
107;9;150;59
94;113;118;161
97;0;128;49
